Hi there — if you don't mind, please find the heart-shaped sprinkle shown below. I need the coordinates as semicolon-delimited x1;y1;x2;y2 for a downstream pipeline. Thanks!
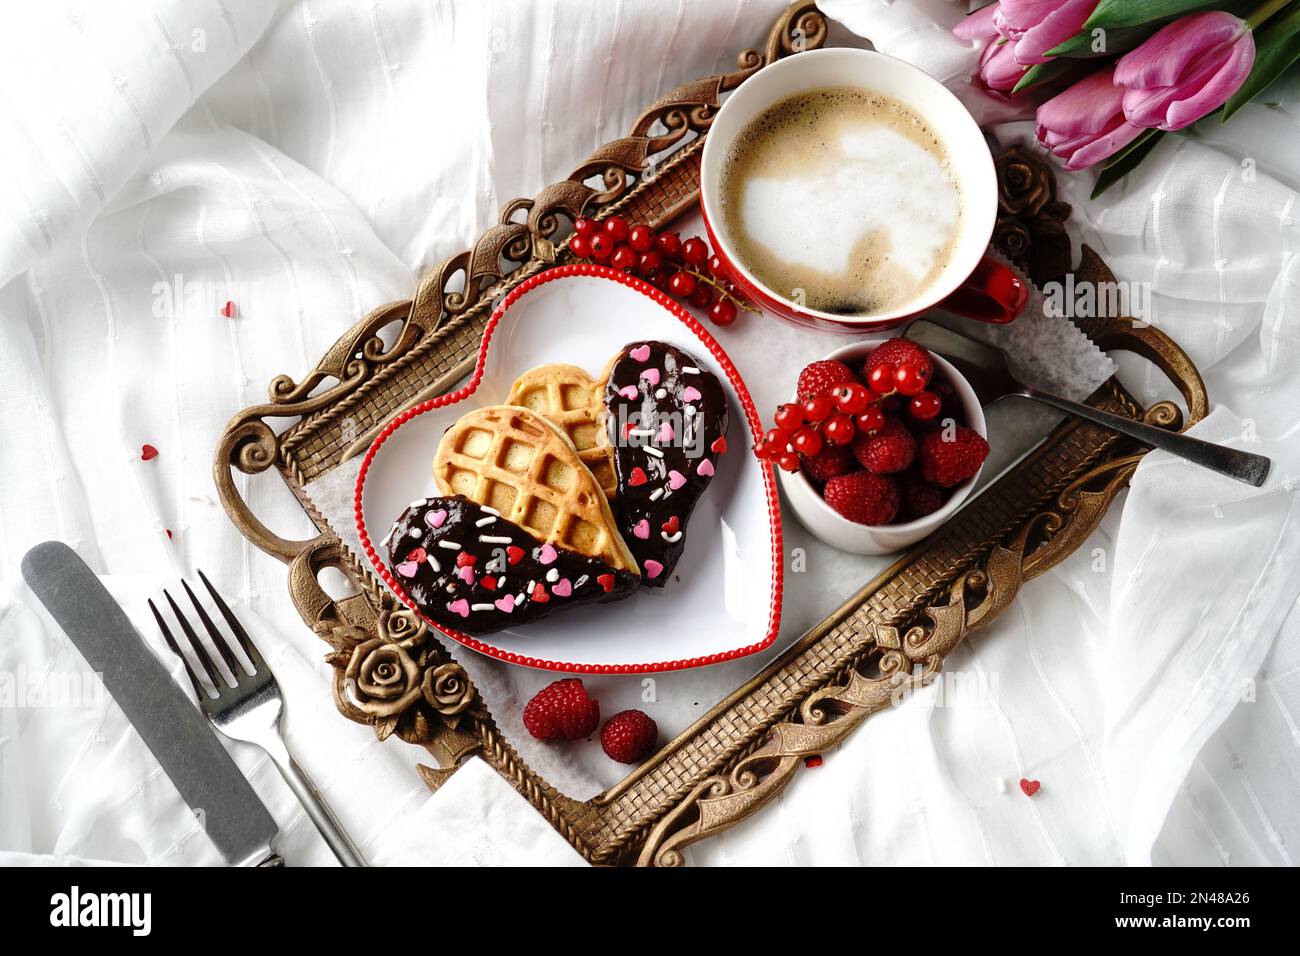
632;519;650;539
628;467;648;486
405;547;427;564
494;594;516;613
426;509;448;529
448;599;470;618
640;368;661;385
1019;778;1041;797
619;384;639;400
480;575;498;591
141;444;159;462
630;344;651;362
220;301;238;318
396;560;419;577
682;385;702;402
457;566;475;585
623;420;636;438
530;582;550;603
667;469;686;490
657;421;674;443
456;551;477;568
537;543;558;565
661;515;679;535
597;573;615;592
643;559;664;580
506;545;525;565
711;435;727;454
697;458;714;477
552;578;573;598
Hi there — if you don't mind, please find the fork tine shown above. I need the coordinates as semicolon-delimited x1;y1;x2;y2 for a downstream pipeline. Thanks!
149;598;206;699
181;578;243;680
163;588;224;689
197;569;266;673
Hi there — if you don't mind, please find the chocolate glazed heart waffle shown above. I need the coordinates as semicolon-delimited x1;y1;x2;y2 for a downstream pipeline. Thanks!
385;496;637;635
603;341;728;585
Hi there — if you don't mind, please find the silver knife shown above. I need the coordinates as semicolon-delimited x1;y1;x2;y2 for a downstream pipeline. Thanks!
20;541;284;866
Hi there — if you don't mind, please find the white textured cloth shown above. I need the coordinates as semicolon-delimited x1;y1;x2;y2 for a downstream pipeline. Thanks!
1;0;1298;867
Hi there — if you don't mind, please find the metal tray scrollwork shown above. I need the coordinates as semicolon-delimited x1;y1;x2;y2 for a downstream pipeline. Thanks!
214;2;1208;865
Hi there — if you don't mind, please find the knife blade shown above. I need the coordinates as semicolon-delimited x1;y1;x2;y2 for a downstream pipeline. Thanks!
20;541;282;866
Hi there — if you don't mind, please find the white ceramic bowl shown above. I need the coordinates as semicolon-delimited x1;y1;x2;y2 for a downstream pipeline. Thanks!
778;335;988;555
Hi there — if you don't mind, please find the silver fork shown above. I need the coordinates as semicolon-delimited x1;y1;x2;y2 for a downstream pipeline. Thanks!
149;571;367;867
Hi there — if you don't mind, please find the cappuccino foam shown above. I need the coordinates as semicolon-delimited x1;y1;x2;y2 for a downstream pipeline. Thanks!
719;87;962;316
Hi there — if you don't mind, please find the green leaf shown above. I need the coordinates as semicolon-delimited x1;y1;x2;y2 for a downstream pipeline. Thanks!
1091;129;1166;199
1084;0;1221;31
1046;23;1158;58
1012;57;1079;93
1222;6;1300;120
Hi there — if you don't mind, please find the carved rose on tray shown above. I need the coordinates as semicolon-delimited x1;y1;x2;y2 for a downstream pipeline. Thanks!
422;663;474;719
995;147;1055;217
345;638;422;717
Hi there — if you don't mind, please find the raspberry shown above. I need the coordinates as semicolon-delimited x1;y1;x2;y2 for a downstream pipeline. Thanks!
796;359;857;400
802;444;857;483
918;427;990;488
851;417;915;474
900;477;945;519
601;709;658;763
822;472;900;525
522;678;600;741
863;339;933;387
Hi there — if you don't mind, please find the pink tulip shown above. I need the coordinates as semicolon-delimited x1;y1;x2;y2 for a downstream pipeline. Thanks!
997;0;1101;65
1035;66;1145;170
1113;12;1255;131
954;4;1028;94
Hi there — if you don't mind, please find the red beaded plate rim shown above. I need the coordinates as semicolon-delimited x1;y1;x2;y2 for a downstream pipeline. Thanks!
354;263;784;673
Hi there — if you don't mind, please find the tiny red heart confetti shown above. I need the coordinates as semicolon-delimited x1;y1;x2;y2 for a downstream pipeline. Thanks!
804;755;823;769
140;444;159;461
480;575;498;591
506;546;525;565
405;547;427;564
597;573;615;592
628;466;648;486
711;435;727;454
456;551;477;568
221;301;238;318
1019;778;1041;797
661;515;679;535
530;582;550;603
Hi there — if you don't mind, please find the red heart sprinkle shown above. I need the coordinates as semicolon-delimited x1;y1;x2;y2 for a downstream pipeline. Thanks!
711;435;727;454
1019;778;1041;797
623;420;636;438
597;573;615;592
628;467;648;486
480;575;497;591
405;547;427;564
661;515;679;534
140;444;159;461
456;551;477;568
530;582;550;603
221;301;237;318
506;546;525;565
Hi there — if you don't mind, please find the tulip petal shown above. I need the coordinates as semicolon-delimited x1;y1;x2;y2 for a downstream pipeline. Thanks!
953;3;1001;42
1012;0;1099;65
999;0;1068;34
1114;12;1244;90
1063;120;1145;170
1037;66;1125;138
1160;34;1255;129
981;39;1030;92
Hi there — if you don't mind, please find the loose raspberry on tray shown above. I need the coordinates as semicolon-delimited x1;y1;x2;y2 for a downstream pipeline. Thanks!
522;678;600;741
601;709;658;763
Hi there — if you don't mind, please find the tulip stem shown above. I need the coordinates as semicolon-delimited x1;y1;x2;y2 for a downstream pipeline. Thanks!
1245;0;1295;30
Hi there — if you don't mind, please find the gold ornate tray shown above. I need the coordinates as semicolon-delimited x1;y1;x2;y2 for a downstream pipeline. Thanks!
214;2;1208;865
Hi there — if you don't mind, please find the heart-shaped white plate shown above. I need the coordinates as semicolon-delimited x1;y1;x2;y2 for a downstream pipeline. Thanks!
356;264;782;672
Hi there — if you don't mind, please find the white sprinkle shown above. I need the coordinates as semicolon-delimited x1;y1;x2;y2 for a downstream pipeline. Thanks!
471;603;495;612
643;445;664;458
575;575;589;589
655;387;667;399
546;568;559;582
515;592;525;605
428;556;441;573
995;777;1008;794
381;525;397;549
649;488;664;501
629;428;655;437
482;506;500;516
526;580;536;592
408;498;428;509
408;527;421;537
479;535;511;544
438;540;462;550
475;516;497;526
684;404;697;416
682;366;701;374
661;530;683;543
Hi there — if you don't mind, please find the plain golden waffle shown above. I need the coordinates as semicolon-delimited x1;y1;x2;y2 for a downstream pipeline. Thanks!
506;363;617;500
432;405;638;576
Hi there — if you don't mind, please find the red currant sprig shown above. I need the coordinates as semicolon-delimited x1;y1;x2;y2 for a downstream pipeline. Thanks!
569;215;752;327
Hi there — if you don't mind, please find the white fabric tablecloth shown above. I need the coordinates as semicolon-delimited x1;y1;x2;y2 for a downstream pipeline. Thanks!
2;0;1298;867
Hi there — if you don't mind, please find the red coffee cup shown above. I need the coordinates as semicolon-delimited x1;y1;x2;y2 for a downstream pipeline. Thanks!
700;48;1027;331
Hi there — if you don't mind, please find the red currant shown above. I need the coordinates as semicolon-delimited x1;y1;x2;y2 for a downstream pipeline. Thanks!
791;428;823;458
668;271;697;297
570;234;592;259
628;224;656;252
610;244;637;270
589;232;614;260
776;452;801;473
855;406;886;433
681;237;709;266
655;232;682;259
709;298;737;326
764;426;792;451
773;402;805;431
832;382;871;414
573;217;597;237
801;393;833;422
909;390;942;421
637;250;664;276
707;254;726;276
604;215;630;242
867;363;895;394
688;285;714;309
823;414;856;445
893;362;926;396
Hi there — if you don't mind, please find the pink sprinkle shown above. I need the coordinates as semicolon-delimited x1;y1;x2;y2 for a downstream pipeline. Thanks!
632;519;650;539
426;509;448;529
538;543;558;565
643;560;664;580
494;594;516;613
448;599;470;618
657;421;674;443
682;385;702;402
552;578;573;597
667;470;686;490
457;565;475;585
619;385;639;400
697;459;714;477
640;368;661;386
630;344;651;362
